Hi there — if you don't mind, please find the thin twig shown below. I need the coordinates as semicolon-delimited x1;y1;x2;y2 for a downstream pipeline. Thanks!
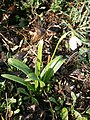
1;37;9;51
65;51;78;65
5;92;8;120
0;33;14;45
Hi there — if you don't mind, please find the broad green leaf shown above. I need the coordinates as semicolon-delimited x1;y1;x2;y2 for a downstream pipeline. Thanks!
72;110;88;120
86;107;90;115
17;87;29;96
41;56;65;82
8;58;32;75
9;97;16;103
73;110;82;119
23;96;30;101
41;68;54;82
27;73;39;80
58;97;64;105
1;74;32;90
60;107;68;120
39;80;45;88
40;56;61;78
31;97;39;105
1;74;27;86
49;97;57;104
55;106;60;111
14;109;20;115
53;57;66;73
35;40;43;76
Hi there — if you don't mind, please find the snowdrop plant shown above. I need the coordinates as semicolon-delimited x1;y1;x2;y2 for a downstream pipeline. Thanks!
69;36;82;50
1;39;65;102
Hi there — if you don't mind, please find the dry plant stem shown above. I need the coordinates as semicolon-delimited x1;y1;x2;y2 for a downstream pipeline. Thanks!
5;92;8;120
23;45;37;58
65;51;78;65
0;33;9;50
10;28;27;41
0;33;13;45
44;91;55;120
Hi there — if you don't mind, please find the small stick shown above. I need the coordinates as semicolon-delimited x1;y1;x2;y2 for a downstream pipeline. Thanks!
5;92;8;120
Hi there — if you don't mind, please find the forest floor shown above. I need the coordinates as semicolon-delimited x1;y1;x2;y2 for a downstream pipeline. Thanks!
0;1;90;120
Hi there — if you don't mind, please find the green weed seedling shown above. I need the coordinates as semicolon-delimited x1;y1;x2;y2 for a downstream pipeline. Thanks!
49;91;89;120
63;1;90;46
70;92;88;120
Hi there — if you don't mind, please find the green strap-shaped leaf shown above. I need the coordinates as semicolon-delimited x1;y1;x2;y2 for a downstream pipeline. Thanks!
8;58;32;75
1;74;28;86
35;40;43;76
52;57;66;73
40;56;65;82
27;73;39;80
41;68;54;82
17;87;29;96
40;56;61;78
1;74;33;90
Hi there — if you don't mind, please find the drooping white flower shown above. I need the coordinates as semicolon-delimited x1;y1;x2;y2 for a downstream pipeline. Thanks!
69;36;82;50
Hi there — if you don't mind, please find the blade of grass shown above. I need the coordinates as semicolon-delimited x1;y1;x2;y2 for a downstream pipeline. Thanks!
63;21;87;43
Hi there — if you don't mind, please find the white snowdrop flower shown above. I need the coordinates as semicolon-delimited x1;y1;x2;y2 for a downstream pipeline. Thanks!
69;36;82;50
